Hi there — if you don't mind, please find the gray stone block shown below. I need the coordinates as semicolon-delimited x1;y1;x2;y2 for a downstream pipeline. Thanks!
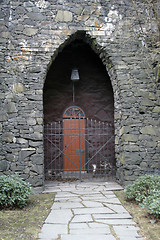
73;207;114;215
72;214;93;223
45;209;73;224
0;112;7;122
0;160;8;171
61;235;116;240
96;219;136;225
39;223;68;239
56;10;72;22
23;27;38;36
5;102;17;114
19;148;36;161
27;12;45;21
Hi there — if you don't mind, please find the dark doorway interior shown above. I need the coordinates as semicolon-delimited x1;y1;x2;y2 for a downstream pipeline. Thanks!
43;40;114;124
43;39;115;179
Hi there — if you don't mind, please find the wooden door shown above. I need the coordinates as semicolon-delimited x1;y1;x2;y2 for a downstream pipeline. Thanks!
63;106;86;171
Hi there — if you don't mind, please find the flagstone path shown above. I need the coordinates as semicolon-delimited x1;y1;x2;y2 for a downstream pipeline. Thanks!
38;180;145;240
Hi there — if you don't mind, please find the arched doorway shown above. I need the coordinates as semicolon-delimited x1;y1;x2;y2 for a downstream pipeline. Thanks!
43;37;115;180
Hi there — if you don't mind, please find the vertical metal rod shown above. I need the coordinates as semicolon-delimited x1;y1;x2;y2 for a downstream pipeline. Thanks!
111;123;114;178
45;124;46;177
58;121;61;176
72;82;75;103
102;122;105;177
46;124;48;177
98;121;101;177
62;118;64;172
90;119;93;175
51;122;53;177
95;120;97;177
55;122;57;177
106;123;109;177
48;123;50;177
74;117;76;175
109;123;111;178
67;118;69;177
105;123;107;169
71;117;73;173
86;118;89;175
78;114;82;180
88;118;90;176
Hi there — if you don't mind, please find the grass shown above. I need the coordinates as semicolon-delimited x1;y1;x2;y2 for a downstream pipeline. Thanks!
0;192;55;240
114;190;160;240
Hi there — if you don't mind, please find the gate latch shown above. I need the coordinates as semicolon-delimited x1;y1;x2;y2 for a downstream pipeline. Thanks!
76;149;84;155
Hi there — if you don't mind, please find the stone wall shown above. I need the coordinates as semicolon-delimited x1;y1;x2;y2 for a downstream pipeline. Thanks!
0;0;159;188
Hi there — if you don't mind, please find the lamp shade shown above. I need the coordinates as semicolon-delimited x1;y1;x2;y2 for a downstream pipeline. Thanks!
71;68;80;81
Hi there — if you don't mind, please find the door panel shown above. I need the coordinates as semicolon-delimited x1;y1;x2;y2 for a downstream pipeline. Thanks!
63;106;86;171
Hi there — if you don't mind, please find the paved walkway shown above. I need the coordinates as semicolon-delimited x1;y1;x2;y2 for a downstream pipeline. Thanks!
38;181;145;240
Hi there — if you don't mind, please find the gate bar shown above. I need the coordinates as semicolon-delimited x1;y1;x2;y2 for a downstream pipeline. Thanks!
78;114;82;180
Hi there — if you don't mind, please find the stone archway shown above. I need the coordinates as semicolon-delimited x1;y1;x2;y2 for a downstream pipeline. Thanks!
43;32;117;180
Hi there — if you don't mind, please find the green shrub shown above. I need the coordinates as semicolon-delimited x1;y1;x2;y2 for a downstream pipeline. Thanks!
125;174;160;203
124;174;160;218
142;189;160;218
0;175;32;209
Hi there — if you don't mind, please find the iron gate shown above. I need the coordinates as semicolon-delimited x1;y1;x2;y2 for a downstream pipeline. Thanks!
44;117;115;180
